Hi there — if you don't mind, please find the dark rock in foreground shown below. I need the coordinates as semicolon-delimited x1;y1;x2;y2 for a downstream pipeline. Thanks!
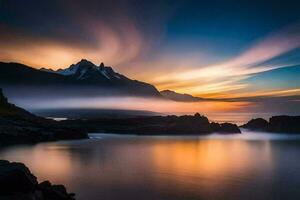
62;113;241;135
242;115;300;133
0;160;75;200
0;88;88;147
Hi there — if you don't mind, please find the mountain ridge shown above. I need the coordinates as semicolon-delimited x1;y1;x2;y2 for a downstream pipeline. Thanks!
160;89;203;102
0;60;162;98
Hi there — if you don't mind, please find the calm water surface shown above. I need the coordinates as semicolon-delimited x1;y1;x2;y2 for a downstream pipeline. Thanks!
1;130;300;200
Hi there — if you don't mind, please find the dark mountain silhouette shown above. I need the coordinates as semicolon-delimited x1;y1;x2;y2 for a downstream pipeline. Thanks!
160;90;203;102
0;60;161;97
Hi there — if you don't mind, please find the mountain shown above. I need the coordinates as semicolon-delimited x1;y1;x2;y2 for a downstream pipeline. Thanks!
55;60;132;83
0;60;161;98
160;90;203;102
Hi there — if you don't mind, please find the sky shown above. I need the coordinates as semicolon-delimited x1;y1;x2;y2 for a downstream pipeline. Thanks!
0;0;300;101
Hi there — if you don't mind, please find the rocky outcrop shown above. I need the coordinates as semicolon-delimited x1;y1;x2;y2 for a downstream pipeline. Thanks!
268;116;300;133
0;88;8;105
0;160;75;200
242;116;300;133
62;113;241;135
0;89;88;147
241;118;269;131
211;122;241;133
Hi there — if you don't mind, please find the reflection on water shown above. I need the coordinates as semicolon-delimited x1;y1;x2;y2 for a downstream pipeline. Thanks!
1;131;300;200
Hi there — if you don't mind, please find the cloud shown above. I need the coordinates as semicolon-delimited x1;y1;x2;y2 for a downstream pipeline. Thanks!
0;20;147;69
0;0;162;70
0;0;299;101
152;23;300;97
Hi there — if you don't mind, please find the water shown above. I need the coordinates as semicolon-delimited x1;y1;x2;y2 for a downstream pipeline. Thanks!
1;130;300;200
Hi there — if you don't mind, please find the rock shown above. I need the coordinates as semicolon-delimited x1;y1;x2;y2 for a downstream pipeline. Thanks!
0;88;88;147
38;181;74;200
210;122;221;132
0;160;75;200
219;123;241;133
0;88;8;105
62;113;241;135
210;122;241;133
241;118;268;131
0;160;37;194
242;116;300;133
268;115;300;133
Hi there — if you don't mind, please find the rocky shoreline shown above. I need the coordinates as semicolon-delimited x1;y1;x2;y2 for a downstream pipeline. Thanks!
0;160;75;200
0;88;88;147
0;87;241;143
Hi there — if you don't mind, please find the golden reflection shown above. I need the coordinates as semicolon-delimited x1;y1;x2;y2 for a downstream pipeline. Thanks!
0;144;73;183
30;146;73;182
152;140;273;177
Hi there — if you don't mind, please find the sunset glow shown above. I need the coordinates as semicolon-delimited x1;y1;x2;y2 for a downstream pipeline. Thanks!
0;0;300;113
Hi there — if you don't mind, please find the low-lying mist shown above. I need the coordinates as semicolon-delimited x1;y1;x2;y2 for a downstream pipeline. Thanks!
10;96;251;113
3;86;300;124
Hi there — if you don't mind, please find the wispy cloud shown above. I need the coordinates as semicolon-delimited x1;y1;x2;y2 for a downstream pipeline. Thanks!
0;4;299;100
153;23;300;97
0;18;148;69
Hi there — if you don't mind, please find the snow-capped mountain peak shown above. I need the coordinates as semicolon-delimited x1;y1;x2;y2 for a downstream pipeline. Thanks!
2;61;162;97
54;59;124;81
56;59;94;76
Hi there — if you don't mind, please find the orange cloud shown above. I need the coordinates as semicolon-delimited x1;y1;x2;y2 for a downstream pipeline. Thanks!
0;18;299;100
151;24;300;97
0;14;148;70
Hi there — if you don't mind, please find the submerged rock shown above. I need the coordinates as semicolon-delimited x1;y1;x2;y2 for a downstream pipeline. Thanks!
0;160;75;200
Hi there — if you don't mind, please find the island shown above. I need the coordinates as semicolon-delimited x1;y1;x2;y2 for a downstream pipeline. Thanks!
61;114;241;135
242;116;300;133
